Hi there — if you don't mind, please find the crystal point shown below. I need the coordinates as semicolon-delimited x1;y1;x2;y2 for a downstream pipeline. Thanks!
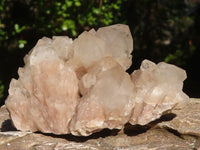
5;25;189;136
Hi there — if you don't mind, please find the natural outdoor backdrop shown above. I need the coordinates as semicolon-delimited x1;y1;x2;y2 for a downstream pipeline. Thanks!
0;0;200;106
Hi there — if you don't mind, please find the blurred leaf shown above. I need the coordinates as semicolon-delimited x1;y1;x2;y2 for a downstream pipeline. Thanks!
74;0;81;7
0;81;4;99
164;49;184;64
66;0;73;7
46;10;51;14
18;40;27;49
93;8;100;15
14;24;26;33
113;4;120;10
0;0;5;11
61;20;75;33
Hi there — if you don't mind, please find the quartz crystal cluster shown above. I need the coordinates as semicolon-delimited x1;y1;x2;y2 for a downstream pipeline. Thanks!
5;24;189;136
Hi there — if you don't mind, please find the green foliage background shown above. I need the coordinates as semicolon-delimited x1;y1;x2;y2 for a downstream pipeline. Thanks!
0;0;200;105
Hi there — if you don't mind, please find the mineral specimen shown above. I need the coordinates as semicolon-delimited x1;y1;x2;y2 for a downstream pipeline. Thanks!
71;24;133;70
70;57;135;136
129;59;189;125
5;24;189;136
6;38;79;134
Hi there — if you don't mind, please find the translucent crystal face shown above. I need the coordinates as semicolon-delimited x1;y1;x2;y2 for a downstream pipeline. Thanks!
72;24;133;70
70;57;135;136
6;42;79;134
5;24;189;136
130;60;189;125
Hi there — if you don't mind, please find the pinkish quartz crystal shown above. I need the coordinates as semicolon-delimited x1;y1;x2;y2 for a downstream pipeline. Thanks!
71;24;133;70
5;24;189;136
129;59;189;125
70;57;135;136
6;37;79;134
